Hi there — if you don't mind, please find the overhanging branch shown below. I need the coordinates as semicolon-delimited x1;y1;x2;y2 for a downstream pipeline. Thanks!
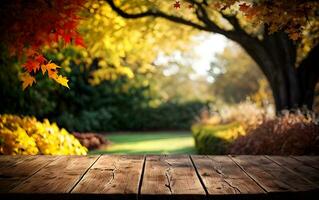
105;0;210;32
105;0;269;74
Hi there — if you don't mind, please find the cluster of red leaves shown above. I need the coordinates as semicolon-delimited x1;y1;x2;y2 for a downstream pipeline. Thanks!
0;0;86;89
228;111;319;155
20;49;70;90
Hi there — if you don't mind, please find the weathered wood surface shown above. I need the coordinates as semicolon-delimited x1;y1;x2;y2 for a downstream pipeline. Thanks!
140;155;206;200
72;155;144;199
191;155;265;197
0;155;318;199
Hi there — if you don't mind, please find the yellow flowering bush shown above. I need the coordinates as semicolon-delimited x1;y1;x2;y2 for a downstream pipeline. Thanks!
0;114;87;155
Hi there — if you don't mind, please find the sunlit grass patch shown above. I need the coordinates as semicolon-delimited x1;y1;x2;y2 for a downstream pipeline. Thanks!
89;132;196;154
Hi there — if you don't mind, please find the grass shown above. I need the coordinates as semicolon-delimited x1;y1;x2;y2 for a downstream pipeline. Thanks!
89;131;196;155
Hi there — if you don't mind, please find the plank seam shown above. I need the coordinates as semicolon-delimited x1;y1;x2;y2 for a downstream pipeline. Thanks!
137;155;146;200
265;156;319;186
228;155;268;193
68;155;102;193
8;156;59;192
189;155;209;197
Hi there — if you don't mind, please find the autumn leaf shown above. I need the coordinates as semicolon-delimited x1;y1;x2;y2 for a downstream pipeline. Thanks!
35;54;46;64
41;62;60;78
23;60;40;73
173;1;180;9
20;73;36;90
53;75;69;88
41;62;69;88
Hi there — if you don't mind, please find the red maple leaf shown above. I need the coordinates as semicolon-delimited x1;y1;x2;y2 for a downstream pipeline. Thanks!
23;60;40;73
173;1;181;9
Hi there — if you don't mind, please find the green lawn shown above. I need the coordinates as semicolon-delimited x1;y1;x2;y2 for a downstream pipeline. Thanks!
89;131;196;154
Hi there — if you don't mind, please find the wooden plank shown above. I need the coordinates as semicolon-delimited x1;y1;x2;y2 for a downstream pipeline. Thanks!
140;155;206;200
0;155;57;192
292;156;319;171
10;155;98;193
267;156;319;186
191;155;265;197
71;155;144;199
230;155;318;193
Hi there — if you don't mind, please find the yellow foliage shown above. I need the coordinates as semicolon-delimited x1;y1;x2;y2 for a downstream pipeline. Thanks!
192;122;246;142
74;0;197;84
0;115;87;155
52;75;69;89
191;122;246;154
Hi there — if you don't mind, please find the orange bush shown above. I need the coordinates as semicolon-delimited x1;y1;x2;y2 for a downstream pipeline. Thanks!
228;110;319;155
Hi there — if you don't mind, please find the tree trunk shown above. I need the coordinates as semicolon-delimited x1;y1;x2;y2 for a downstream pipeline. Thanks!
230;31;319;112
297;44;319;109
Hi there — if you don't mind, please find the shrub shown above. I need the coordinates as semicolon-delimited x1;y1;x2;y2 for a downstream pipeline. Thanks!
192;122;245;154
0;114;87;155
57;109;112;132
228;110;319;155
132;101;207;131
192;101;269;154
56;101;207;132
198;101;273;128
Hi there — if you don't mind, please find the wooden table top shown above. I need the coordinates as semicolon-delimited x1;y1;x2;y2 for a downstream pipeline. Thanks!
0;155;318;199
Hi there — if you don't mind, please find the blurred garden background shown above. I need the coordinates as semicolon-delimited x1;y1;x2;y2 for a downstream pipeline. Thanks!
0;0;319;155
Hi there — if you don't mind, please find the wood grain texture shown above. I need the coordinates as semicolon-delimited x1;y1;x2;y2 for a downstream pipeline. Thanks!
10;155;98;193
191;155;265;197
230;155;318;193
71;155;144;200
0;155;57;192
293;156;319;170
140;155;206;200
267;156;319;186
0;155;319;200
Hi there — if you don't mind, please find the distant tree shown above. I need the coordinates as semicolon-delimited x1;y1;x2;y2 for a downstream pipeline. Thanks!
209;44;272;104
151;58;214;103
105;0;319;112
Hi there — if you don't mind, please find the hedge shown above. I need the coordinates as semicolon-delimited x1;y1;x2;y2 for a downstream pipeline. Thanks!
191;122;245;154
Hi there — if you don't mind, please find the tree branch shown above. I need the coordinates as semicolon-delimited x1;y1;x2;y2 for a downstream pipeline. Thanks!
105;0;271;75
220;13;242;32
186;0;233;35
105;0;210;32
